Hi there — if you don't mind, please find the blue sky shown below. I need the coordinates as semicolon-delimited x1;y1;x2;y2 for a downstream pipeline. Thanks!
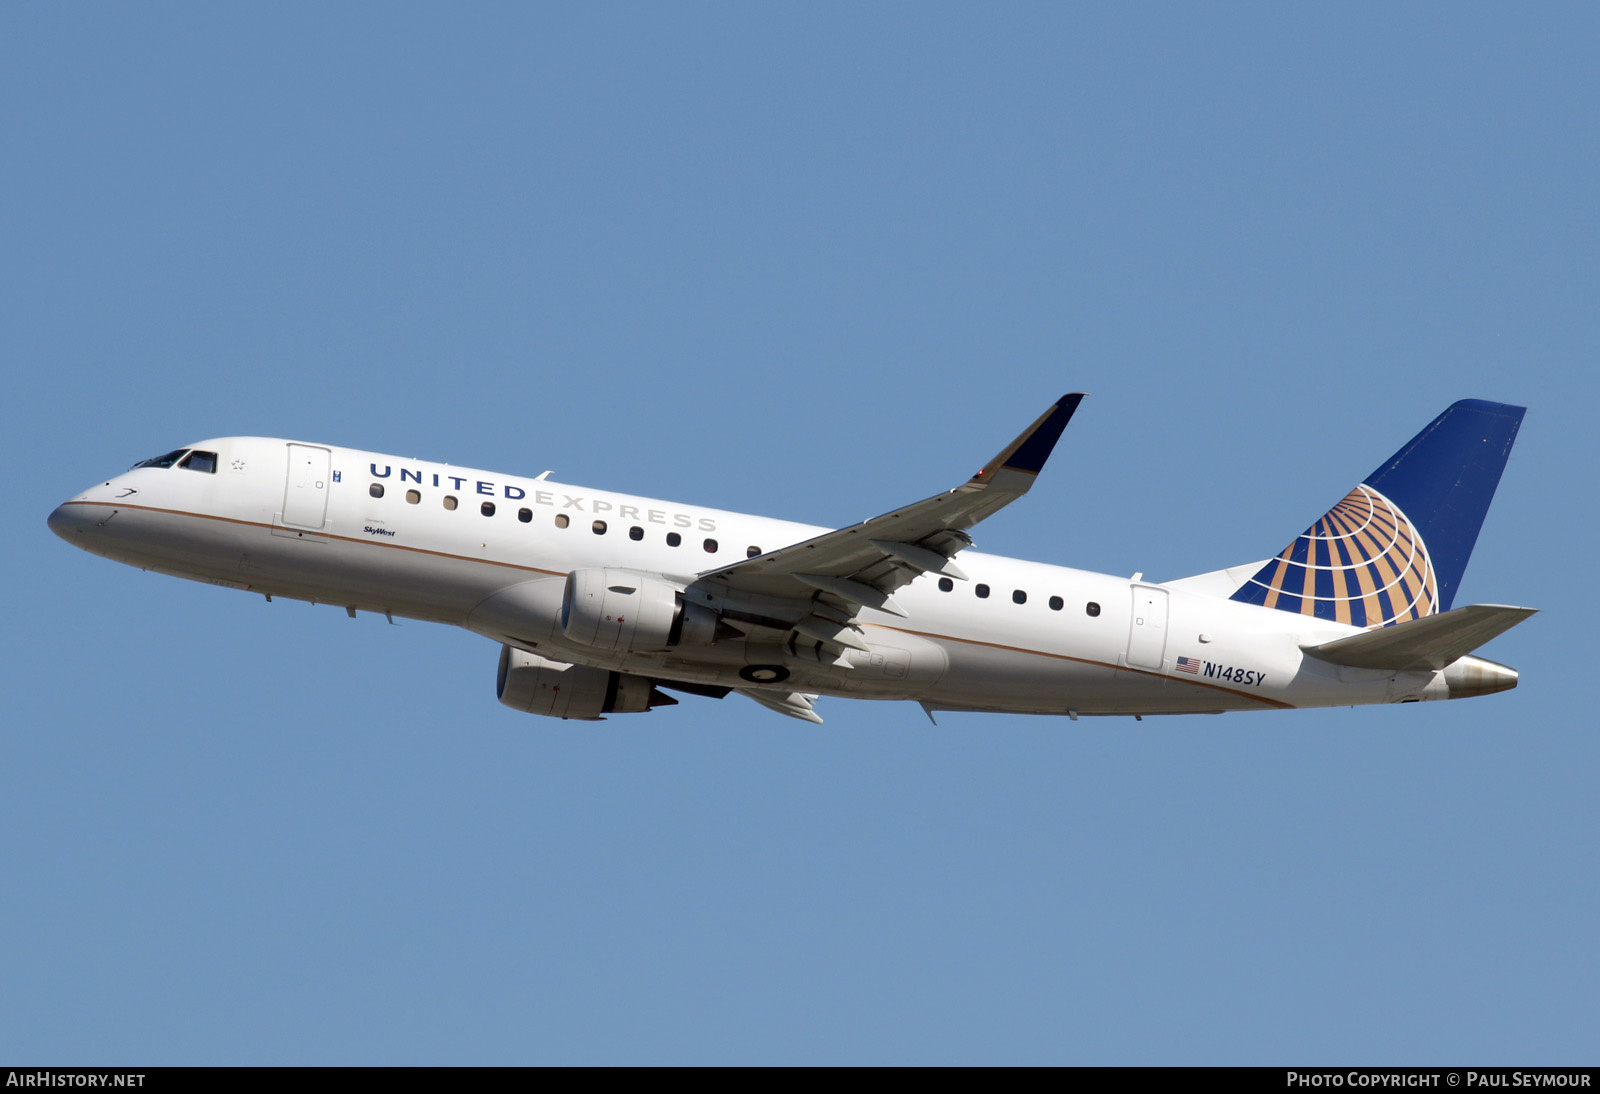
4;4;1595;1064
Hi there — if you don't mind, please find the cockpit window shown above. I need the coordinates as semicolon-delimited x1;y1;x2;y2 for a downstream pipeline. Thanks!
132;449;188;470
179;450;217;474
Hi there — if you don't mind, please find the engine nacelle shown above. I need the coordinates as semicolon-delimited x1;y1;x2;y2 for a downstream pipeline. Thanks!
560;568;717;653
496;646;676;720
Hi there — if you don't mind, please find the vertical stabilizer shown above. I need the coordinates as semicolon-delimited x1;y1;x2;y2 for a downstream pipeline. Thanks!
1229;400;1524;627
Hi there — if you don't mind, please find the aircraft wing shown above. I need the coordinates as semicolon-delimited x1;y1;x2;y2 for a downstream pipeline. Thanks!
698;394;1084;651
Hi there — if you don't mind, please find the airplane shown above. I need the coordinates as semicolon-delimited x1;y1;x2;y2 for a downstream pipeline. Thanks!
47;396;1533;724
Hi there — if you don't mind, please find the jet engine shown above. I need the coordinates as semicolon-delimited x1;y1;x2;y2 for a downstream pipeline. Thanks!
496;646;677;720
560;568;717;653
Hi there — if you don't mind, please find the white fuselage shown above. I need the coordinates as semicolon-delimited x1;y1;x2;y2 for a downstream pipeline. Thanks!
49;436;1500;719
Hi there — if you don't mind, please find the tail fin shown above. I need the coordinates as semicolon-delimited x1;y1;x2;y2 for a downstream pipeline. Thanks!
1229;399;1525;627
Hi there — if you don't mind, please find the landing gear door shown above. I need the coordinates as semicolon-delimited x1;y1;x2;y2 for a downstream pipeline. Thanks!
282;443;331;530
1126;583;1170;671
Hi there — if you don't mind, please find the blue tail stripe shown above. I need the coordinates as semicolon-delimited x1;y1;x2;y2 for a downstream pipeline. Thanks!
1313;562;1334;604
1363;399;1524;613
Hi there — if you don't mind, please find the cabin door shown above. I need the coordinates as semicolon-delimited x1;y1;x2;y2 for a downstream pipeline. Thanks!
1126;584;1170;671
282;444;331;529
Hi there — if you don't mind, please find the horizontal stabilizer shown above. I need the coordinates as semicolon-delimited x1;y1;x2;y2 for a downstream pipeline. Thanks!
1301;603;1536;671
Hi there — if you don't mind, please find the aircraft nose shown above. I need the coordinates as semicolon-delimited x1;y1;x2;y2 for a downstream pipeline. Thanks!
47;501;93;541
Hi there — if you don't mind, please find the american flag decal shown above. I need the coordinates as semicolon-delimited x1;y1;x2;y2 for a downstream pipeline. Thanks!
1175;656;1201;675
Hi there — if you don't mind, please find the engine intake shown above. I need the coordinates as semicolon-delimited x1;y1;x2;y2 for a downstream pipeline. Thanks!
560;568;717;653
496;646;677;720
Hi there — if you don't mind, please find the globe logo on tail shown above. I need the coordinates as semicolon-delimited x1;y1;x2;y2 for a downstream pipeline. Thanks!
1235;484;1438;628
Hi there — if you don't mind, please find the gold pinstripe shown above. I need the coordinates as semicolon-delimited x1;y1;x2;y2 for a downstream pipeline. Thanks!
63;502;1295;710
57;500;566;577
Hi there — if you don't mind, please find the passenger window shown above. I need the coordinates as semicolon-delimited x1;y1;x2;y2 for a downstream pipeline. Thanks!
703;538;718;553
592;520;607;535
1012;589;1027;605
976;584;990;599
406;489;421;505
518;508;532;523
938;577;954;592
443;495;458;511
746;545;761;558
1086;601;1101;617
667;532;681;547
629;526;644;541
179;451;217;473
369;483;385;498
1049;595;1063;611
481;501;496;517
555;514;569;529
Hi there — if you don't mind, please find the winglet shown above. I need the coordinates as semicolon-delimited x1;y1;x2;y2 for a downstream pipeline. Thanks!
977;393;1086;479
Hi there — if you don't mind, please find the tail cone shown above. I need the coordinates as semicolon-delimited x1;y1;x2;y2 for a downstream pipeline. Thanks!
1443;655;1519;699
